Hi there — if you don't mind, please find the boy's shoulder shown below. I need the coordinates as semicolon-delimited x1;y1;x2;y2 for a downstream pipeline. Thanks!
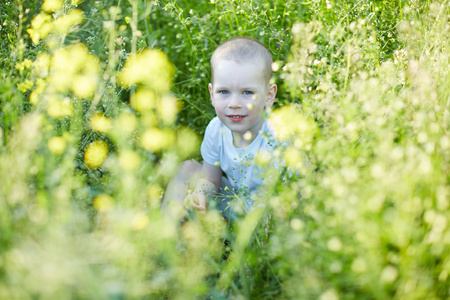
208;116;221;126
205;116;224;133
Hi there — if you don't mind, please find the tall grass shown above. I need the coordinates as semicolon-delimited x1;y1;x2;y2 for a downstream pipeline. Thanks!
0;0;448;299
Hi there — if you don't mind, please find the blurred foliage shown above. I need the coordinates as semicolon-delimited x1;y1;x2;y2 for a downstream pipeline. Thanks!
0;0;449;299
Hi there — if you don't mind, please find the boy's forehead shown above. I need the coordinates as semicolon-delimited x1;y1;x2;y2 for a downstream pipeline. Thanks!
214;57;259;68
213;58;265;76
212;59;266;84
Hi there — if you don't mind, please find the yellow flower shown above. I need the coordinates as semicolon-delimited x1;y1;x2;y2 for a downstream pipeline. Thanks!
130;88;156;112
93;194;114;213
118;49;174;92
118;150;141;171
84;140;108;169
283;146;303;172
90;113;111;133
17;79;34;93
15;59;33;71
35;78;47;92
380;265;398;283
270;104;316;145
255;149;271;167
27;13;53;45
72;74;97;98
53;9;83;35
29;78;47;105
176;126;200;159
41;0;63;13
147;184;163;201
46;96;73;118
30;91;40;105
156;95;179;124
49;48;73;93
141;111;158;128
48;136;67;155
71;0;84;6
132;213;149;230
117;112;137;133
48;43;99;96
34;53;51;78
141;128;175;152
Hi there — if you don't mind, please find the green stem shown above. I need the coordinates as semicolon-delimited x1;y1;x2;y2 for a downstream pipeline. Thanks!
15;0;23;62
344;44;351;91
172;85;212;120
130;0;138;55
230;0;241;35
255;235;282;287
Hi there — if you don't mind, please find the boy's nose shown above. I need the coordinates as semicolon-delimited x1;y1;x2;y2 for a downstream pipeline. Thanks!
228;94;243;109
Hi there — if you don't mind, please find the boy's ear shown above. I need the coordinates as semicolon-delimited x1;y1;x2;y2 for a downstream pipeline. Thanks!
208;83;214;106
265;84;277;109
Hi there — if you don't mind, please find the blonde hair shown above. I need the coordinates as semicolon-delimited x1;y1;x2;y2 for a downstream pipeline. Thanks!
210;37;273;85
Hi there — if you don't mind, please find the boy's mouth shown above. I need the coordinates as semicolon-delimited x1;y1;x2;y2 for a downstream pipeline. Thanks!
227;115;246;122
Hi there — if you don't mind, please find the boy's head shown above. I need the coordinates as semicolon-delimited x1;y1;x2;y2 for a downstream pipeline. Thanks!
210;37;273;86
208;37;277;147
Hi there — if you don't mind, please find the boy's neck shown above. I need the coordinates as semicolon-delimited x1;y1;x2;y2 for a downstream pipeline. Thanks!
231;119;266;148
232;133;250;148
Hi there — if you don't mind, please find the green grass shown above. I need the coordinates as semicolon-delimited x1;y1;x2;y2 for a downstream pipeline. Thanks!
0;0;449;299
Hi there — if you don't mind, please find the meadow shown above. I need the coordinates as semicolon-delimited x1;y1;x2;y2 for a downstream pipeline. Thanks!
0;0;449;299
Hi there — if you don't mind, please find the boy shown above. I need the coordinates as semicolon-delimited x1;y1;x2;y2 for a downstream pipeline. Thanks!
163;37;278;218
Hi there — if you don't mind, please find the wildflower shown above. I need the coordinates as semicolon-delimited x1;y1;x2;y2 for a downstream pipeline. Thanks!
283;146;303;172
41;0;63;13
319;289;339;300
118;48;174;92
243;131;252;141
132;213;149;230
34;53;51;78
176;126;199;158
270;104;316;144
15;59;33;71
53;9;83;35
84;140;108;169
93;194;114;212
17;79;34;93
147;184;163;201
46;96;73;118
130;88;156;112
351;257;367;273
47;136;67;155
72;73;97;98
29;79;47;105
90;113;112;133
156;95;179;124
271;61;280;72
380;265;398;283
49;43;99;97
255;149;271;167
117;112;137;133
27;13;53;45
290;218;304;230
141;128;175;152
71;0;84;7
327;237;343;251
118;150;141;171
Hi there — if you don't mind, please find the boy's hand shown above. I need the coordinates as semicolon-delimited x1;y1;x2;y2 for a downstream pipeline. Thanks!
185;192;207;213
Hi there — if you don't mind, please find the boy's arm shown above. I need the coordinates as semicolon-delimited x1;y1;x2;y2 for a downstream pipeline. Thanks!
186;162;222;212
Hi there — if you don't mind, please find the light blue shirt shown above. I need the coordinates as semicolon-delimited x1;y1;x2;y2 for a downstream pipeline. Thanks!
201;116;278;210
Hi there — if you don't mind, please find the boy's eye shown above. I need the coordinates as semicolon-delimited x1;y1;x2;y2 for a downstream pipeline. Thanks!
218;90;229;95
243;91;254;95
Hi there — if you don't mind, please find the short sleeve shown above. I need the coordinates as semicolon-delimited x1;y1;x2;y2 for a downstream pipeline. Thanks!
200;117;221;166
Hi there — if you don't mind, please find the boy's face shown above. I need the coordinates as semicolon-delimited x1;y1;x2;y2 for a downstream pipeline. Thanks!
208;59;277;146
